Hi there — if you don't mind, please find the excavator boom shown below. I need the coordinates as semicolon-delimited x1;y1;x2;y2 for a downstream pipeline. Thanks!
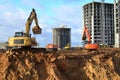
82;26;91;43
26;9;41;35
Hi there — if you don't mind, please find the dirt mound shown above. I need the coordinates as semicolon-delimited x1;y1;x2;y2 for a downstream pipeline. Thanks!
0;48;120;80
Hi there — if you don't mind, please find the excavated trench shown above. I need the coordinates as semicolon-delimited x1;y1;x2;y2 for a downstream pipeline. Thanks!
0;48;120;80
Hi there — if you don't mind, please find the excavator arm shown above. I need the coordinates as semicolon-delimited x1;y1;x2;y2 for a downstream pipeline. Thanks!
25;9;41;35
82;26;91;43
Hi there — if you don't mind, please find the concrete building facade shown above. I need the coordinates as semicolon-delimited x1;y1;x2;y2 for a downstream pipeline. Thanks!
53;26;71;49
83;2;114;46
114;0;120;47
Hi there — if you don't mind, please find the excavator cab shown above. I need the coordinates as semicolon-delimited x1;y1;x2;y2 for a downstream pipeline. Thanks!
32;26;41;34
14;32;29;37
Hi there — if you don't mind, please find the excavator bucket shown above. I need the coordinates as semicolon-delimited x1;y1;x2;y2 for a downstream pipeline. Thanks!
32;26;42;34
82;33;86;40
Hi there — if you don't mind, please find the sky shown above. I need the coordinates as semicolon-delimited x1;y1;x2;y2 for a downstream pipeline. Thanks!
0;0;113;47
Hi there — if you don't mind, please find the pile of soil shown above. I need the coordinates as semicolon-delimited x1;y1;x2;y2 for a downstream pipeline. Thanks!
0;48;120;80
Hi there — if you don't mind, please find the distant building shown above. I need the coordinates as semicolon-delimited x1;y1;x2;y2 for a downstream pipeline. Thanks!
114;0;120;47
53;25;71;49
0;42;8;49
83;1;114;46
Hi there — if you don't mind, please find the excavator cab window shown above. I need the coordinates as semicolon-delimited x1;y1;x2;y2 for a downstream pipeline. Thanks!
14;32;29;37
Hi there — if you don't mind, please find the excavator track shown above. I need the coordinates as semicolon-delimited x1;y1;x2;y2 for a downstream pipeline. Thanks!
10;47;46;53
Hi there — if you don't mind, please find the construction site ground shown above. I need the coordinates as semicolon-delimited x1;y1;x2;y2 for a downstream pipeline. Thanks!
0;48;120;80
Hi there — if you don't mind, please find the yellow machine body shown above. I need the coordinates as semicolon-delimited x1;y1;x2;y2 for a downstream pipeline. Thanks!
9;36;37;47
9;37;31;47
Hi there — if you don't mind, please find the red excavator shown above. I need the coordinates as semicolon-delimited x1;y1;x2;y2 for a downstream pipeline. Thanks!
82;26;98;50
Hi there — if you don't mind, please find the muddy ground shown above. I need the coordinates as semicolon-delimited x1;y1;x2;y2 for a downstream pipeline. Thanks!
0;48;120;80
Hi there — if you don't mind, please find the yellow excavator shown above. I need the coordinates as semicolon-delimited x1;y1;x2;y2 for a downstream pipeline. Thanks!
64;42;70;50
8;9;41;47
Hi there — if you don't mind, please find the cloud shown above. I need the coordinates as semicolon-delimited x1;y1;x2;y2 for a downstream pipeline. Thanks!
0;0;84;47
0;5;28;42
28;3;84;47
48;4;84;46
0;8;27;29
52;5;83;24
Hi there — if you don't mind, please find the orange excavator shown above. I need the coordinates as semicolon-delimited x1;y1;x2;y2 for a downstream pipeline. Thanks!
82;26;98;50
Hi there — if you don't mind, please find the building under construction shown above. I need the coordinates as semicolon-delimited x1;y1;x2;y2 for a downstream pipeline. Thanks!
114;0;120;47
53;26;71;49
83;1;114;47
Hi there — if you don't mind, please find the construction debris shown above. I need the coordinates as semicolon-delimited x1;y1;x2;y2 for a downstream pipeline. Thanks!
0;48;120;80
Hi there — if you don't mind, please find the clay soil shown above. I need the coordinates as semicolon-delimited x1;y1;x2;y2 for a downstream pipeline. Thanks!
0;48;120;80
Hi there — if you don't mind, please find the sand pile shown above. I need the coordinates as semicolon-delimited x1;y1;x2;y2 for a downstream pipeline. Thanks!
0;48;120;80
